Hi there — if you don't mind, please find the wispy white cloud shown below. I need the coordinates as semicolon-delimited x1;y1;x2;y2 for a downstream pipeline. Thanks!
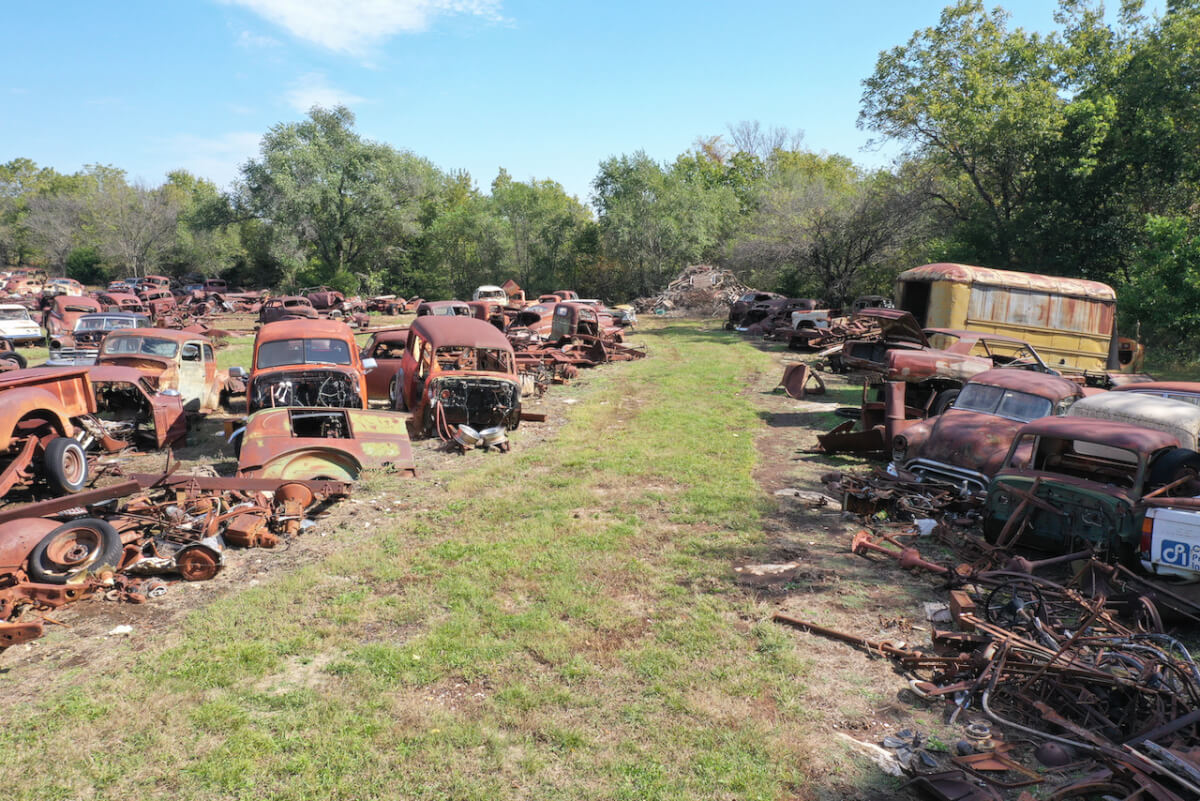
285;72;367;112
220;0;503;54
159;131;263;188
236;29;282;48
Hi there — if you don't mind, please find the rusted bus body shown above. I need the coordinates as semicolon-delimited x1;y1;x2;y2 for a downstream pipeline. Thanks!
396;316;521;436
360;328;409;401
97;328;222;412
237;407;415;481
248;319;368;414
892;369;1087;494
894;263;1143;373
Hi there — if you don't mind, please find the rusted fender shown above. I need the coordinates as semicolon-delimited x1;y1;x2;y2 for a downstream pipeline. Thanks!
780;363;826;399
0;517;64;574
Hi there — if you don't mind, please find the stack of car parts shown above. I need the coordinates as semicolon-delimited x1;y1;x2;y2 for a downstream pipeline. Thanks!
0;473;350;654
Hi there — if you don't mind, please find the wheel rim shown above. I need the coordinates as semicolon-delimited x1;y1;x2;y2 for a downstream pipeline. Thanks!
62;445;85;484
42;526;104;575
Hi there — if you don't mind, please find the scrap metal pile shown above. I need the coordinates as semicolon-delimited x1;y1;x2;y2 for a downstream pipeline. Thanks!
779;466;1200;799
631;264;749;317
0;473;349;653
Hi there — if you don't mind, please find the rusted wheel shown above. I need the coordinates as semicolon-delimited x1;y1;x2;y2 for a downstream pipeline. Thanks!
28;517;122;584
1134;595;1164;634
176;547;220;581
43;436;87;493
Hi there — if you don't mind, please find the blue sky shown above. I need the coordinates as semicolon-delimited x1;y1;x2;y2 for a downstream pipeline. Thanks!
0;1;1129;203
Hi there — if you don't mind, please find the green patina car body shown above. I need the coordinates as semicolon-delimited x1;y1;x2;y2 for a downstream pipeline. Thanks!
984;417;1189;559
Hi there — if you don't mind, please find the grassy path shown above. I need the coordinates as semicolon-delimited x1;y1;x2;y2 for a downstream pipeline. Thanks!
0;321;863;800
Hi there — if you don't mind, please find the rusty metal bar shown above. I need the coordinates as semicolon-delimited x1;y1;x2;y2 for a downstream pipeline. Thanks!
0;480;142;525
128;474;351;496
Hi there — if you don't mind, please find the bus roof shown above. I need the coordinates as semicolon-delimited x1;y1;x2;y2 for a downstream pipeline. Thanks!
896;263;1116;302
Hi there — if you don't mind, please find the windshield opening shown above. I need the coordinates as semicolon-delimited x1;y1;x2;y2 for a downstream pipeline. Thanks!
101;335;179;358
257;338;352;369
0;309;31;322
954;384;1054;422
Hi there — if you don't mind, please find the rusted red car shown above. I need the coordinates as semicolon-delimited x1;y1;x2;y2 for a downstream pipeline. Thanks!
259;296;319;324
138;288;176;319
466;300;506;330
891;369;1088;494
836;308;1051;414
96;292;147;315
360;328;408;402
507;302;558;338
394;316;521;436
236;407;415;481
97;329;223;412
43;295;102;338
550;302;624;344
415;300;471;317
247;319;370;414
727;291;784;329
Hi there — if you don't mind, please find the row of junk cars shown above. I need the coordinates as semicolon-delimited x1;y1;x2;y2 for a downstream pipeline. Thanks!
0;270;644;656
739;264;1200;799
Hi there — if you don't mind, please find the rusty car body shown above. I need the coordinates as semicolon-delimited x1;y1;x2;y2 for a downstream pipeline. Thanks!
96;292;147;315
506;302;558;338
0;367;99;497
41;278;84;298
247;319;369;414
88;365;187;449
394;316;521;436
837;308;1051;414
97;328;222;412
727;291;784;329
43;295;101;339
891;368;1087;493
237;407;416;481
467;299;506;330
360;328;408;402
415;300;471;317
259;296;319;324
1113;381;1200;407
984;417;1200;559
137;289;176;319
47;311;152;366
550;302;624;344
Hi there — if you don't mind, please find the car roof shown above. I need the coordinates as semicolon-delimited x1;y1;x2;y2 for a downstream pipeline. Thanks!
107;328;208;343
256;318;354;343
411;315;514;350
967;368;1082;398
1014;416;1181;452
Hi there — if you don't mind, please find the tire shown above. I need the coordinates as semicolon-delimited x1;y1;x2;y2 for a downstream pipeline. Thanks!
0;346;25;369
931;389;960;416
28;517;123;584
43;436;88;494
1149;448;1200;493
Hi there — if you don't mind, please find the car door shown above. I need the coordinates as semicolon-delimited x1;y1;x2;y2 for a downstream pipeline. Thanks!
178;341;206;410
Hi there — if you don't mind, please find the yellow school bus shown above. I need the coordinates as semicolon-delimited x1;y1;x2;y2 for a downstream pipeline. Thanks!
894;263;1143;373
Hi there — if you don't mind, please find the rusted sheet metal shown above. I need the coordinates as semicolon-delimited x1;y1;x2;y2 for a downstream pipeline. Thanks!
779;363;826;399
236;407;416;481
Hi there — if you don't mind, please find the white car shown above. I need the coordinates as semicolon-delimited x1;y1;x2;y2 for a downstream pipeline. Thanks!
472;285;507;302
0;304;43;345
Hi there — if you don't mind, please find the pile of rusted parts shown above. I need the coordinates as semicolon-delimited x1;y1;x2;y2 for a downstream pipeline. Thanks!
0;471;349;654
632;264;749;317
782;469;1200;799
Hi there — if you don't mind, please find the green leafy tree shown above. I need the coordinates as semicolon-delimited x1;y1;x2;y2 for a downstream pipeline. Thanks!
860;1;1067;264
238;106;440;292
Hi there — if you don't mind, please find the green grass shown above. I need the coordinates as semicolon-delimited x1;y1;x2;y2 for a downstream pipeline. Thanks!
0;320;867;800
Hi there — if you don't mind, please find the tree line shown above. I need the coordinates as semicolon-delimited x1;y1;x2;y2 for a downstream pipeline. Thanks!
2;0;1198;349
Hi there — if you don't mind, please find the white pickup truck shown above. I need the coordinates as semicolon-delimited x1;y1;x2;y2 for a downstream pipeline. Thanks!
1141;505;1200;581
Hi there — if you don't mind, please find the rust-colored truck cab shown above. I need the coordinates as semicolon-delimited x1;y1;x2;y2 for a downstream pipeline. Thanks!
97;329;221;412
248;319;369;414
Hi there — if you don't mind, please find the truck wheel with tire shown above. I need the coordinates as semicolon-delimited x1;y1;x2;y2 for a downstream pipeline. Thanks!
43;436;88;493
